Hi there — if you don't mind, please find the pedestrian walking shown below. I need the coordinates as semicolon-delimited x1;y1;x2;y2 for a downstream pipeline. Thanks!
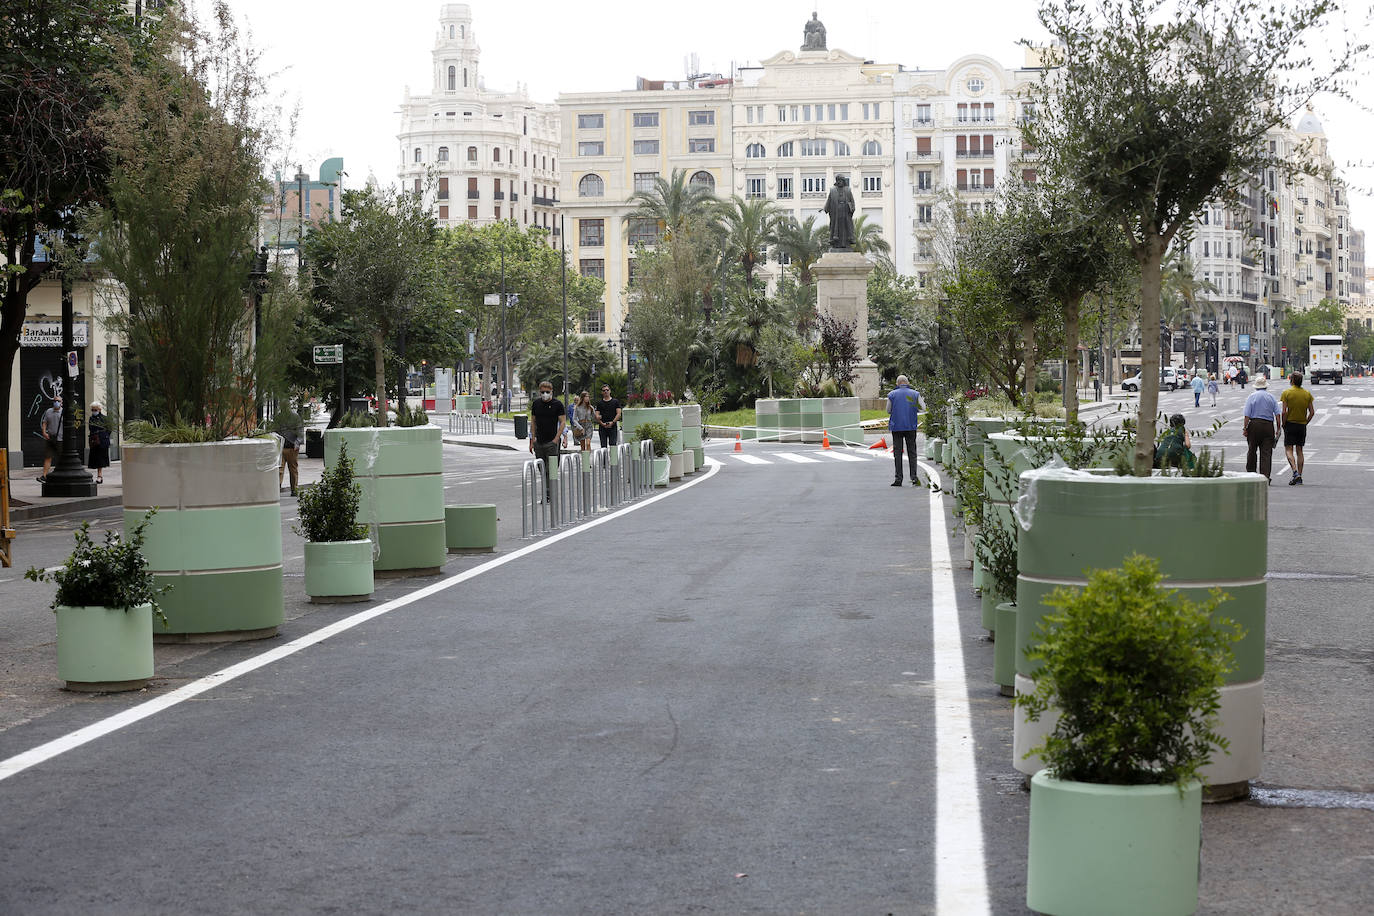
594;384;622;449
1206;373;1219;407
87;402;111;484
1191;372;1205;408
1237;366;1248;390
884;374;923;487
528;380;565;498
1241;376;1281;483
279;418;302;496
37;396;63;483
1280;371;1316;485
570;391;595;453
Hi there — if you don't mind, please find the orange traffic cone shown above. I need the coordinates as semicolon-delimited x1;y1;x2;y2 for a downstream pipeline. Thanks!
734;432;742;452
821;429;831;449
869;437;888;450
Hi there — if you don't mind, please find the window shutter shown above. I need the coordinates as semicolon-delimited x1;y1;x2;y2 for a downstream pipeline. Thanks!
917;137;931;153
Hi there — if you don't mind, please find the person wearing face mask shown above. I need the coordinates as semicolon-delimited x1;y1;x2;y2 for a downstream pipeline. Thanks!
87;402;112;484
529;380;565;498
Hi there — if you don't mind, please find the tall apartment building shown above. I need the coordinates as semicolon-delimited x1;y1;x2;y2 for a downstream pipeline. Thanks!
893;51;1046;287
397;5;561;233
259;158;345;270
559;18;902;340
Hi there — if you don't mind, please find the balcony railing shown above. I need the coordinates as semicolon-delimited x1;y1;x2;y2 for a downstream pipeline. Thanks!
437;191;449;200
509;192;518;202
913;117;934;127
493;191;505;200
777;191;794;199
913;184;937;194
905;150;941;161
956;184;995;193
1242;291;1259;301
1240;255;1257;267
1316;248;1332;260
466;189;480;199
860;189;883;198
531;195;558;207
955;150;995;159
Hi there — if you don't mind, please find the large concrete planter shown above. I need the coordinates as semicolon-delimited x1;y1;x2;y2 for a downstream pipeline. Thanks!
652;456;670;487
55;603;155;691
669;451;685;480
680;404;703;460
123;439;283;641
623;406;684;455
1013;468;1267;797
445;504;497;553
304;539;374;603
326;426;447;577
1027;772;1202;916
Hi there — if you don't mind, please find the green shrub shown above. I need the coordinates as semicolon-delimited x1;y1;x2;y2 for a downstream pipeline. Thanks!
336;409;377;429
394;402;429;427
26;511;169;625
631;421;672;458
294;441;368;543
124;420;228;444
1017;555;1240;787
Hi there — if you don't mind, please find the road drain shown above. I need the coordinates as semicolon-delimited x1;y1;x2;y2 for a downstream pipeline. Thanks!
1249;786;1374;810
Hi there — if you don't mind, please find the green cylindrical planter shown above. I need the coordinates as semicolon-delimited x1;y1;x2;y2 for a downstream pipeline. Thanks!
940;441;952;465
326;426;447;577
123;439;283;641
1027;772;1201;916
55;604;155;691
994;603;1017;696
445;504;498;553
304;539;375;603
1014;469;1267;795
652;457;671;487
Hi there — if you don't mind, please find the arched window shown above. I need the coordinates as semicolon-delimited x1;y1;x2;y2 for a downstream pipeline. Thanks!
447;66;455;91
449;25;454;39
493;147;501;162
437;147;449;162
833;140;851;156
460;25;465;38
690;171;715;190
414;147;422;163
862;140;882;156
578;174;605;197
467;146;478;161
777;141;794;157
745;142;765;159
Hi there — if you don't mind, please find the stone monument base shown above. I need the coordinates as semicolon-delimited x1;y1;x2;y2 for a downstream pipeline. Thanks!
813;251;879;399
854;359;880;399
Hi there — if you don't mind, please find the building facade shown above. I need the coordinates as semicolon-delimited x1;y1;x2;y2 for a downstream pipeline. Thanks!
397;4;561;234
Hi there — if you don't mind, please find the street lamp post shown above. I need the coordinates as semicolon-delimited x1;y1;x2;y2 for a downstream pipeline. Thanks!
42;259;98;498
250;245;269;425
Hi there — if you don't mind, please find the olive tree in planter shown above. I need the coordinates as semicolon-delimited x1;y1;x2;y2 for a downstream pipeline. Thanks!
295;440;373;603
1019;556;1240;916
26;512;168;691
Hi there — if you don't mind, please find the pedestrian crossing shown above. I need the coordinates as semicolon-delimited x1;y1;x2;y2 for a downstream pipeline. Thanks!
715;447;889;468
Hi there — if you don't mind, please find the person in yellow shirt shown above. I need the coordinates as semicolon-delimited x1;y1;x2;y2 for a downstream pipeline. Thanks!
1280;372;1316;485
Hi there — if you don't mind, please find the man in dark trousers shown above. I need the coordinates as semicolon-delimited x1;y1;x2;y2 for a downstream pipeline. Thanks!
594;384;623;449
528;380;565;498
885;375;923;487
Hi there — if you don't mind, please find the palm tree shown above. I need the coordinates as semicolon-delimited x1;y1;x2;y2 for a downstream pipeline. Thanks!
623;168;720;242
1162;250;1218;368
851;215;894;272
772;214;828;286
720;195;779;290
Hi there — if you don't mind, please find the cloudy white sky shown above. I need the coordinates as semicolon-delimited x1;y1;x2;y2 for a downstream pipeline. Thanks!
213;0;1374;228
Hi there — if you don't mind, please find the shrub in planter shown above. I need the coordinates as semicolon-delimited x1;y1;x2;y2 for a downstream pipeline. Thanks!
1018;555;1240;916
632;421;672;487
26;512;169;690
295;441;374;602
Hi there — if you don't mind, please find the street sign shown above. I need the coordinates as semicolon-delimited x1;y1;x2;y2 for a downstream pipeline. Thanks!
313;344;343;365
483;293;500;306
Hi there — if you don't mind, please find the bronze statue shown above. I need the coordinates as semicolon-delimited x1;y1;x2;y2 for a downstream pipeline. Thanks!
802;12;827;51
821;176;855;250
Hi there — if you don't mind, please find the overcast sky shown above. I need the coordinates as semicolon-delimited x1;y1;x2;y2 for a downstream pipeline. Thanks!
212;0;1374;230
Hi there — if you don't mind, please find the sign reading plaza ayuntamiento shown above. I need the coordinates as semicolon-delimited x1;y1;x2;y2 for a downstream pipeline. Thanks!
20;322;89;347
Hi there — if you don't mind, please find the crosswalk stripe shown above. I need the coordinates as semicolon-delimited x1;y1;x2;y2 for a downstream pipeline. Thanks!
1334;452;1359;464
775;452;821;463
819;450;867;462
732;454;771;465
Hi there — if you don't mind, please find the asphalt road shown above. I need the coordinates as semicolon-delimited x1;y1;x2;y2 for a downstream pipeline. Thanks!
0;400;1370;914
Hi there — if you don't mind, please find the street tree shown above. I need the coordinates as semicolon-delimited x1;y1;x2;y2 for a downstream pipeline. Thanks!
625;222;718;394
772;214;827;286
0;0;146;454
624;168;720;241
851;214;894;273
719;195;779;291
939;212;1028;407
1028;0;1363;473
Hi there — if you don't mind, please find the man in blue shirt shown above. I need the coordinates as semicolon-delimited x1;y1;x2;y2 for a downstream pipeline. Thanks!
1191;371;1205;407
885;375;923;487
1241;375;1281;483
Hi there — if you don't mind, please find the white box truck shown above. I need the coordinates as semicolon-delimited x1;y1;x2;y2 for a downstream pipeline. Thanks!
1308;335;1343;385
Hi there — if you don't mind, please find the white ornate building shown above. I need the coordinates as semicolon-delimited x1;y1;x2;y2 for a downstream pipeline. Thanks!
397;5;561;233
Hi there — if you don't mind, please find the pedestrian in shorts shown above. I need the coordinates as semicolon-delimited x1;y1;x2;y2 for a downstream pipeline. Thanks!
1280;371;1316;485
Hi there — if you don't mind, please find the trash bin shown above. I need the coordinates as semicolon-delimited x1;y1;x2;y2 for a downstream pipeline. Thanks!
305;428;324;459
514;415;528;439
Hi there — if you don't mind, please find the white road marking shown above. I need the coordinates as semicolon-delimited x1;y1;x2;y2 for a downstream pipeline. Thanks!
1334;452;1359;464
818;450;866;462
731;454;771;465
0;461;722;784
920;460;991;915
775;453;821;463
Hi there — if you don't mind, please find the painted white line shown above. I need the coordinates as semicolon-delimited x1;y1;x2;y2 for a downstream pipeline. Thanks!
1312;412;1331;427
1334;452;1359;464
0;462;721;784
775;453;821;463
920;460;991;916
732;454;771;465
818;450;866;462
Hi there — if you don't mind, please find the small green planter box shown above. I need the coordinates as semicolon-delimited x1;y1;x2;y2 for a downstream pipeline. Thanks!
453;395;483;412
993;602;1016;696
445;504;498;553
304;540;375;603
55;604;155;691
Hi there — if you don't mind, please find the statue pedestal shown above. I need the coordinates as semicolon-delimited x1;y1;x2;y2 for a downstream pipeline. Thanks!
813;251;878;397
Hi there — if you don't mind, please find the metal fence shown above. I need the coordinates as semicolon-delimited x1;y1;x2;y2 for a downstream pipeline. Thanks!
448;411;496;436
520;441;654;538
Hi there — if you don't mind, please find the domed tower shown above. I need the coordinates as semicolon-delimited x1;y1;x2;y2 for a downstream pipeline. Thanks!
435;4;479;95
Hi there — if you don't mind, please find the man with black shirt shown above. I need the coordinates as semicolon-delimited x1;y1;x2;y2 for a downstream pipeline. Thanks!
529;380;565;497
594;385;623;448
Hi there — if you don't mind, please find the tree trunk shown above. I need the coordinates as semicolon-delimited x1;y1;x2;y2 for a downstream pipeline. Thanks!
1064;295;1082;424
373;327;389;427
1135;241;1164;475
1022;315;1038;405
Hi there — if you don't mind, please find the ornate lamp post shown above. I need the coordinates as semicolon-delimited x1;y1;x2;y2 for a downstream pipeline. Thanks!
42;253;97;497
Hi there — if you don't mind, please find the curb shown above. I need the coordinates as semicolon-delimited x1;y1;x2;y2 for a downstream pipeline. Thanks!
11;495;124;522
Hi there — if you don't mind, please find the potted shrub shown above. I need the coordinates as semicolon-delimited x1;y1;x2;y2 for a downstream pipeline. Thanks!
26;512;169;691
632;421;672;487
295;440;374;603
1018;555;1240;916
